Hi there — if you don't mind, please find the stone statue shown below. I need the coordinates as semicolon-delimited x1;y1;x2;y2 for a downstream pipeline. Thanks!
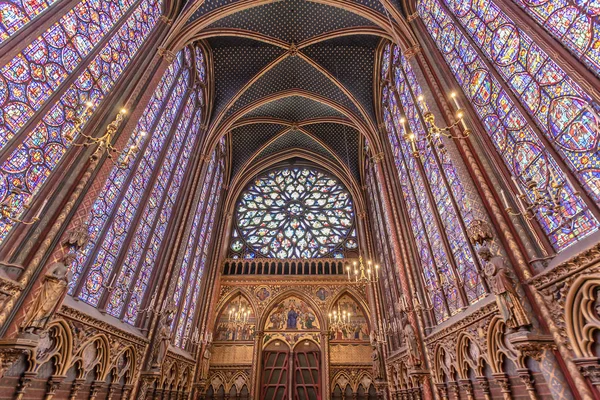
371;343;384;380
478;245;529;330
152;311;174;369
402;314;420;367
62;222;90;252
200;341;212;379
20;254;75;334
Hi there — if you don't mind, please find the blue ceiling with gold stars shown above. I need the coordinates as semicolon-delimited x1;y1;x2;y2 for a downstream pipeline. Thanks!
183;0;396;184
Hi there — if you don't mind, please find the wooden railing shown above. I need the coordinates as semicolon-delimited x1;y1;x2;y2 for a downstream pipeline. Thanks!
222;258;357;276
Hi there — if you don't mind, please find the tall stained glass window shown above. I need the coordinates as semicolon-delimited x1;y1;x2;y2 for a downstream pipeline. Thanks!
173;139;226;349
229;166;358;259
380;44;487;323
0;0;162;245
418;0;599;250
510;0;600;77
69;45;209;325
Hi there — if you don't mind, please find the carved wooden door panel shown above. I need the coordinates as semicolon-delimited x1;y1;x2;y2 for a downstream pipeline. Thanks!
293;349;321;400
261;350;289;400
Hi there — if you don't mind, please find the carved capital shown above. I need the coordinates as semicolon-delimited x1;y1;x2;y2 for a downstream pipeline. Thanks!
516;369;535;391
0;337;38;379
508;332;555;363
403;45;421;59
407;12;419;22
492;373;511;393
371;153;384;164
574;357;600;386
159;15;173;25
158;47;177;63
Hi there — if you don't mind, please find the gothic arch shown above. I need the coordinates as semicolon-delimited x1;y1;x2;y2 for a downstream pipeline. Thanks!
456;332;485;379
214;288;258;323
258;289;325;331
69;334;111;381
328;289;372;331
29;319;73;376
565;276;600;358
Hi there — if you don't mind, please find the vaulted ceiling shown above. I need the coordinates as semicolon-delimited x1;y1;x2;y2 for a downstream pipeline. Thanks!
166;0;415;186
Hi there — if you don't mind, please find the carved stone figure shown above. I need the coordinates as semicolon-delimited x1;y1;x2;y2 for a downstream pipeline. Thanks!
62;222;90;252
20;254;75;334
478;246;530;330
152;311;174;369
200;341;212;379
402;314;420;367
371;343;384;380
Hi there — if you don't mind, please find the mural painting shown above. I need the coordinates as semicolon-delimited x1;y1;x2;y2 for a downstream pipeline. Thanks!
215;295;256;341
265;296;320;331
329;294;369;341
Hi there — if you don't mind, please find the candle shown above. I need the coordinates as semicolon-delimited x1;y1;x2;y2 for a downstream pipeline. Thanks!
511;176;524;196
500;189;510;209
107;273;117;289
346;265;350;280
400;117;408;134
375;264;379;278
33;199;48;220
450;92;460;110
417;95;428;112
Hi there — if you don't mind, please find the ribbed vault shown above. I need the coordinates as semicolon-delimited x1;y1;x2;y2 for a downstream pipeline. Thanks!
161;0;417;187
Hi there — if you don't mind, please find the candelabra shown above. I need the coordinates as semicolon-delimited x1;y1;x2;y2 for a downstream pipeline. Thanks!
228;297;250;329
500;169;578;221
69;105;128;160
397;292;431;314
401;91;470;158
102;271;133;296
345;255;379;284
0;185;47;225
328;304;353;333
421;93;470;140
188;329;213;346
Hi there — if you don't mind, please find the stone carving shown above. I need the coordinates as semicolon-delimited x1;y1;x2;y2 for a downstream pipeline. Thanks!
152;311;174;370
62;222;90;252
200;342;212;379
371;341;384;380
402;314;420;367
478;246;529;330
20;254;75;334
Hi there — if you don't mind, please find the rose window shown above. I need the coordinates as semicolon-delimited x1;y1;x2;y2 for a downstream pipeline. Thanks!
229;166;358;258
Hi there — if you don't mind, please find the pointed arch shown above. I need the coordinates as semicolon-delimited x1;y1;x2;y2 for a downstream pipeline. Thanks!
259;289;325;331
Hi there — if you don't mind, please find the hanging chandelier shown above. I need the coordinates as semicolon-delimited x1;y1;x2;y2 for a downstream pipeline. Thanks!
228;297;250;329
345;255;379;284
328;304;353;333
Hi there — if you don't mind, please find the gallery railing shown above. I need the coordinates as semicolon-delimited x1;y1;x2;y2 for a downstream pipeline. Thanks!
222;258;356;276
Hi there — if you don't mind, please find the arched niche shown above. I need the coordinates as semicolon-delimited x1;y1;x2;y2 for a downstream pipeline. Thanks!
328;291;371;342
263;295;321;332
214;292;257;342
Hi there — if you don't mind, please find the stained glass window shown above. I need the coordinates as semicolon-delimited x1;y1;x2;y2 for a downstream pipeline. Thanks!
418;0;599;250
0;0;59;43
438;0;600;206
510;0;600;76
176;147;224;348
380;44;487;323
70;45;209;325
229;166;358;259
0;0;161;245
